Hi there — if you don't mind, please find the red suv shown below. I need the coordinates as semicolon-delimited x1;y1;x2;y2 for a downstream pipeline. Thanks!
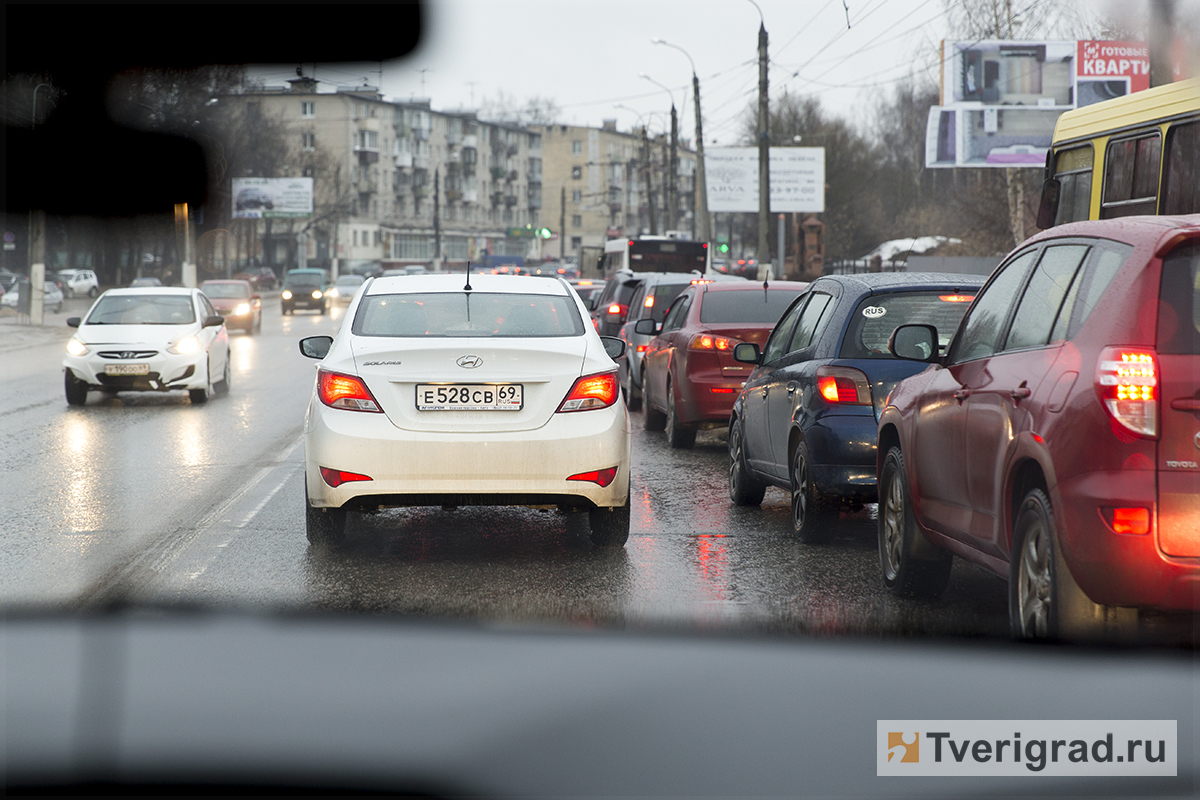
877;215;1200;641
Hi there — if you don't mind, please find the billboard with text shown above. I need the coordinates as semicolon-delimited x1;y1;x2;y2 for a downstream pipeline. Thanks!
231;177;313;219
705;147;825;213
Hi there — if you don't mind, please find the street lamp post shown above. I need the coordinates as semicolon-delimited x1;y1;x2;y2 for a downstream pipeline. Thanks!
652;39;710;245
640;75;678;234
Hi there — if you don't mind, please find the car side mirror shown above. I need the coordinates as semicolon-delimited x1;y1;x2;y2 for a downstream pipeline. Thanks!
733;342;761;364
1036;178;1060;229
889;324;938;362
634;319;659;336
600;336;627;360
203;315;225;328
67;317;81;328
299;335;334;359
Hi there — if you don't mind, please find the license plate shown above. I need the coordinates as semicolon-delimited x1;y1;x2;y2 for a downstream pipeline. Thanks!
105;364;150;376
416;384;523;411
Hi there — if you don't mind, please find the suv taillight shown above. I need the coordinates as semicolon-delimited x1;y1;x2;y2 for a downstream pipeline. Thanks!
318;369;383;412
815;366;873;405
558;371;619;412
1095;346;1157;438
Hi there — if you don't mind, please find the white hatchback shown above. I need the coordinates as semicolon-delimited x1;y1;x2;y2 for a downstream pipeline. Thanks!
299;273;632;547
63;287;231;405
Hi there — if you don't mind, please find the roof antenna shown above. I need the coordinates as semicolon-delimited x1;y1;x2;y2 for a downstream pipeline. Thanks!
464;260;473;292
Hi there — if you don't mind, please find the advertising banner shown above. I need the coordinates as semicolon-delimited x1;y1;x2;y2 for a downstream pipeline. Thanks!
927;39;1150;169
705;147;825;213
231;177;313;219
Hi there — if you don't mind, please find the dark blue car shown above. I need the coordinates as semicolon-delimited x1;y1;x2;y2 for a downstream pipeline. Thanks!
728;272;986;542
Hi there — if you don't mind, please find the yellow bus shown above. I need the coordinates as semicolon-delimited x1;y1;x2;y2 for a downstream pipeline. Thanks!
1037;77;1199;228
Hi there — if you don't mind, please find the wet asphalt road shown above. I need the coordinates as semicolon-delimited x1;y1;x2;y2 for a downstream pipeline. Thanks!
2;295;1018;639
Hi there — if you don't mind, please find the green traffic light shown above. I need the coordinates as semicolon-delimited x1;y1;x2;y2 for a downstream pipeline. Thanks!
719;243;729;253
538;228;552;239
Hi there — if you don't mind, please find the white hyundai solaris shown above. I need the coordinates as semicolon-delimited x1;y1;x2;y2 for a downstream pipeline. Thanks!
63;287;231;406
299;273;633;547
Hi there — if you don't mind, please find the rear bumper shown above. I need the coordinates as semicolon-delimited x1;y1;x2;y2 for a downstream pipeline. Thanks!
803;412;879;500
305;401;632;511
1056;469;1200;611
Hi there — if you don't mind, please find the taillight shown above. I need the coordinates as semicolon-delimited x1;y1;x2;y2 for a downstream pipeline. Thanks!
815;366;872;405
558;371;619;412
644;295;655;308
689;333;737;351
636;344;648;353
320;467;373;488
567;467;618;487
1095;347;1157;438
318;369;383;412
607;303;627;318
1100;507;1151;534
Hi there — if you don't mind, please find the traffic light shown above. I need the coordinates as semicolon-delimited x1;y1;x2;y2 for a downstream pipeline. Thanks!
719;243;729;254
538;227;552;239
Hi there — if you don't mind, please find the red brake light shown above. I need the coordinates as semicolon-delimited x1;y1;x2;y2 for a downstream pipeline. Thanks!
689;333;736;351
815;366;872;405
318;369;383;412
644;295;655;308
939;294;975;303
636;344;648;353
558;371;619;412
710;387;736;394
1095;347;1157;438
319;467;373;488
567;467;618;487
607;303;623;315
1102;507;1151;535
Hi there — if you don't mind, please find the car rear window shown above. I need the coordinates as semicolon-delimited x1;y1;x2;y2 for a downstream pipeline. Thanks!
839;291;977;359
86;294;197;325
1157;241;1200;354
353;292;585;337
700;289;806;324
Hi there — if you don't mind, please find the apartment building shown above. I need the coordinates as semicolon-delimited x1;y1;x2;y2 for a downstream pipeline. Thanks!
229;77;543;273
536;120;697;260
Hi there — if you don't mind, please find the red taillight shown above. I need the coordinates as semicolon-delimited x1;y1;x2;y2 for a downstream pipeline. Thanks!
711;387;736;394
636;344;648;353
1095;347;1157;438
815;366;872;405
689;333;736;351
1101;507;1151;534
320;467;373;488
690;279;713;284
607;303;627;318
644;295;655;308
558;371;619;412
939;294;975;303
567;467;618;487
318;369;383;412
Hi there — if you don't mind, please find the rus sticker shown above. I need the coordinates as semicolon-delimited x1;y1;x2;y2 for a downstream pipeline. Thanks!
862;306;887;318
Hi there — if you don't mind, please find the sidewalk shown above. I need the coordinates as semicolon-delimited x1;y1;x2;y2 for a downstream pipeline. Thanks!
0;308;78;352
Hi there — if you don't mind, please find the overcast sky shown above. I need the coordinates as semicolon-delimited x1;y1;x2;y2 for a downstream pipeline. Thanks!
250;0;1196;144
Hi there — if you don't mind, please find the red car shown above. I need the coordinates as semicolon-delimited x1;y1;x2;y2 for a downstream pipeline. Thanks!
637;281;809;448
200;279;262;334
877;215;1200;641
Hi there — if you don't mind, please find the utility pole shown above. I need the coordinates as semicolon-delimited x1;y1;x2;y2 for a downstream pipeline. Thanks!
662;134;673;232
668;103;678;233
757;20;771;279
560;185;566;260
693;71;710;244
331;164;341;279
642;127;657;235
1149;0;1176;87
433;167;442;270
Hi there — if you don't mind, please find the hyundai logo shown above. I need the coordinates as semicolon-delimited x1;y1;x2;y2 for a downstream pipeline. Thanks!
121;351;136;360
456;355;483;369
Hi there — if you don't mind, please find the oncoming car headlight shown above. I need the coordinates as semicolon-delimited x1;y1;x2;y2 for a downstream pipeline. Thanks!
311;290;323;299
234;302;251;316
281;290;293;300
168;335;201;355
66;338;89;357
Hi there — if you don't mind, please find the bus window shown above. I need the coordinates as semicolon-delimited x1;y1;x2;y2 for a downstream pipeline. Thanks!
1161;121;1200;215
1052;145;1093;225
1101;132;1161;219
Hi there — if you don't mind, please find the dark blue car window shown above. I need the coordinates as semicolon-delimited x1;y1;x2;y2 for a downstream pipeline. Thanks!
840;291;978;359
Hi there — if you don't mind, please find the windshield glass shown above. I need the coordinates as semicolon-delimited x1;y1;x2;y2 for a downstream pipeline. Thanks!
353;292;584;337
85;294;197;325
201;283;251;299
285;273;324;288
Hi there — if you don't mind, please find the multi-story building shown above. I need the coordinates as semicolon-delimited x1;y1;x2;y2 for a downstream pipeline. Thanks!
536;120;698;262
226;77;543;274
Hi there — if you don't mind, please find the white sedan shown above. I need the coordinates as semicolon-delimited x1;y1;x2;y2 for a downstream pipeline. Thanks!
63;287;230;406
299;273;632;547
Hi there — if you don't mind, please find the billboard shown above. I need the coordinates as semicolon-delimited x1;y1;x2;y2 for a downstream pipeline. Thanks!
927;40;1150;169
231;177;313;219
705;147;825;213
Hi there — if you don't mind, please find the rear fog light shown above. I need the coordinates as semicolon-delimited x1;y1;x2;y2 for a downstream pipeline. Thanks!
320;467;373;488
1100;506;1151;534
567;467;618;487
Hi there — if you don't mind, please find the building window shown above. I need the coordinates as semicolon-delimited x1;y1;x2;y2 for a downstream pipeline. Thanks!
302;166;314;178
301;101;314;117
572;190;582;203
572;215;582;228
571;236;582;249
302;132;315;151
572;166;582;180
353;231;358;247
572;140;582;155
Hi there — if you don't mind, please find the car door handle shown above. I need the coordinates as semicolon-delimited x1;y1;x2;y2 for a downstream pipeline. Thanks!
1010;386;1032;400
761;388;768;400
953;389;970;401
786;381;799;394
1171;398;1200;411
